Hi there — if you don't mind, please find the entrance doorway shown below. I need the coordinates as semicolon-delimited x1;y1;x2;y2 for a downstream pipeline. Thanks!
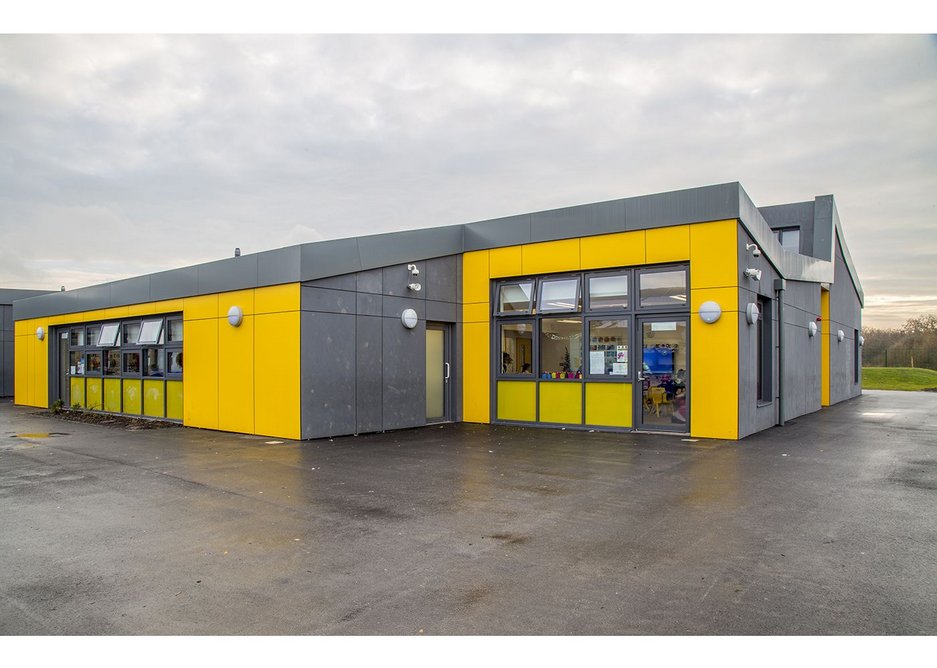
636;317;688;432
425;323;451;423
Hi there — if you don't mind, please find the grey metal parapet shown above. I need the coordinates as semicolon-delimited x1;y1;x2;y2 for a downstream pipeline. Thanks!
12;182;862;321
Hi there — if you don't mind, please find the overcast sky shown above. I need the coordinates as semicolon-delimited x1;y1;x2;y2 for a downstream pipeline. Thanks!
1;34;934;328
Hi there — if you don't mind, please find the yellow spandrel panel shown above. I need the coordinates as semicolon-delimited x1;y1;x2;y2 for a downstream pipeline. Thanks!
125;303;156;317
254;311;300;440
489;246;523;278
463;321;490;423
104;306;130;319
496;381;536;422
218;289;255;318
14;336;27;404
646;225;690;264
254;283;299;314
539;381;582;425
86;378;103;411
103;378;122;412
219;314;254;434
70;377;86;408
149;299;184;314
585;382;632;428
821;289;831;406
166;381;183;420
14;320;29;337
690;220;738;289
463;251;490;304
521;239;580;276
33;325;49;408
690;287;739;315
81;310;106;323
580;230;646;270
143;379;165;417
25;334;35;405
183;294;219;321
463;302;490;324
690;310;738;439
184;317;219;429
122;379;142;414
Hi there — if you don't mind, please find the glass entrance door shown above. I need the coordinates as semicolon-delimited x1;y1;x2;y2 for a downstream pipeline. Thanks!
425;323;451;423
636;317;688;432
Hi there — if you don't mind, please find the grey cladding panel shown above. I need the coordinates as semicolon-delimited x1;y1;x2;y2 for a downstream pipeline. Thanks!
306;273;357;291
110;277;152;307
150;266;199;303
12;291;76;320
301;311;356;439
530;199;626;242
301;286;356;314
300;237;362;282
356;268;382;294
358;225;463;272
426;300;458;322
356;292;382;317
381;317;425;431
463;214;530;251
383;262;424;298
197;255;258;295
0;305;9;331
259;246;302;286
624;182;740;230
383;295;426;321
74;283;112;313
423;256;458;303
1;340;12;397
356;315;383;434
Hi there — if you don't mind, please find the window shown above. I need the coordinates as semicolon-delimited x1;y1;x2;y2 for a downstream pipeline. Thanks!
70;328;85;347
143;348;164;376
774;227;800;253
757;296;772;402
587;274;628;310
98;322;120;347
86;352;102;375
538;277;581;313
104;350;121;376
638;269;687;308
123;351;141;375
540;317;583;379
122;322;141;345
86;325;102;348
587;319;629;376
167;318;183;343
167;350;184;374
70;351;85;375
497;282;534;314
500;322;534;375
138;319;163;345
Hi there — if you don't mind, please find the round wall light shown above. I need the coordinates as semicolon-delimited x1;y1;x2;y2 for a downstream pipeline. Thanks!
808;321;818;337
227;305;243;327
837;329;845;343
401;308;418;329
35;326;45;341
746;302;760;325
698;301;722;324
859;335;865;347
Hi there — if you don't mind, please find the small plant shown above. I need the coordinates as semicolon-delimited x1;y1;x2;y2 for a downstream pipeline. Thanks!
51;399;64;414
71;402;83;411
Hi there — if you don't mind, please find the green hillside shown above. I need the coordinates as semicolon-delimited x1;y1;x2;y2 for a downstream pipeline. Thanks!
862;367;937;391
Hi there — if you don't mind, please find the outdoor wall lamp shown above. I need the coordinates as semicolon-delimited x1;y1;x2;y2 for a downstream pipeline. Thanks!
859;335;865;346
744;267;762;281
745;243;761;258
227;305;243;327
808;321;818;337
746;302;760;325
401;308;418;329
837;329;845;343
407;282;422;292
35;326;45;341
407;263;420;277
698;301;722;324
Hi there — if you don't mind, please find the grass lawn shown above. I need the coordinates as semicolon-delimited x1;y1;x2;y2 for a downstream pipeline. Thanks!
862;366;937;391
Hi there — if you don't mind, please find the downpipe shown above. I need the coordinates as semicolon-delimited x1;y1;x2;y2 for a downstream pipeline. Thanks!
775;278;786;426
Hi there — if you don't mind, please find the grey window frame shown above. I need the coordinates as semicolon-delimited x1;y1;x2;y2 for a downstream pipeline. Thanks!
537;275;582;314
495;280;536;316
497;319;537;378
138;318;164;345
585;270;631;312
636;265;689;311
97;322;120;347
584;315;632;380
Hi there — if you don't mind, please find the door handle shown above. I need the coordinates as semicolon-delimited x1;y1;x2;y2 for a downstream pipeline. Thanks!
444;362;450;381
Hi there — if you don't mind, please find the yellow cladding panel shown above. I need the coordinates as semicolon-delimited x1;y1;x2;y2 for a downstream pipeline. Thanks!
690;309;738;439
34;333;49;408
14;320;29;337
489;246;523;278
219;314;255;434
143;380;165;417
690;287;739;314
254;311;300;440
219;289;255;318
255;283;299;314
184;318;219;429
86;378;103;411
496;381;537;422
585;382;632;428
581;230;647;270
25;334;35;405
821;290;831;406
70;377;86;408
14;336;27;404
150;299;184;314
105;306;130;319
646;225;690;264
184;294;219;321
463;302;490;324
103;378;122;412
521;239;580;275
539;382;583;425
463;251;490;304
690;220;738;289
463;321;490;423
123;379;142;414
166;381;184;420
125;303;156;317
81;310;106;323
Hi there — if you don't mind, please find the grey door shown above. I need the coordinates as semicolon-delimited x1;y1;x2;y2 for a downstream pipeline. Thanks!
636;317;689;432
58;329;69;406
425;323;451;423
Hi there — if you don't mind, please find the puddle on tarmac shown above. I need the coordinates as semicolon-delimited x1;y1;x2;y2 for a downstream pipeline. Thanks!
14;432;70;439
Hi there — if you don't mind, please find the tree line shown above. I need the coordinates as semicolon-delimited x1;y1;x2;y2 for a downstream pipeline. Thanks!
863;313;937;370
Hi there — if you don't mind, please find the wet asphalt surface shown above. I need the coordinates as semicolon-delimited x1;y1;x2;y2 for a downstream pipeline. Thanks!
1;390;935;635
